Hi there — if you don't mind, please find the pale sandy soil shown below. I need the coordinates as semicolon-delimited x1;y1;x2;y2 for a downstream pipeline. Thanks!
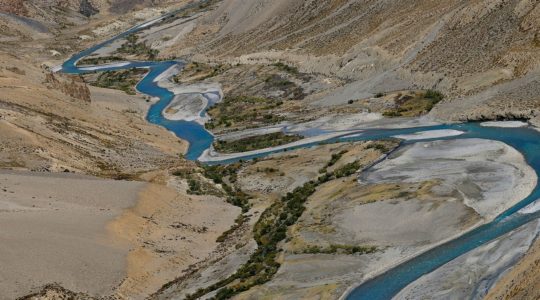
362;139;536;220
0;170;143;299
393;129;465;140
0;168;243;300
110;173;240;299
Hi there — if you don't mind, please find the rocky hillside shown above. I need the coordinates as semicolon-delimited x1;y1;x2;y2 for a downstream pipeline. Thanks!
0;0;191;176
0;0;27;16
0;0;189;18
0;51;186;176
164;0;540;124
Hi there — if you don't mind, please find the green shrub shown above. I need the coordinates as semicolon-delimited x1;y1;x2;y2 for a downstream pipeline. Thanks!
90;68;147;95
118;34;160;59
272;62;299;74
424;89;444;102
366;142;389;153
213;132;302;153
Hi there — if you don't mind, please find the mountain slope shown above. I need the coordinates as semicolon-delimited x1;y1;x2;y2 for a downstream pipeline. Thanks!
164;0;540;124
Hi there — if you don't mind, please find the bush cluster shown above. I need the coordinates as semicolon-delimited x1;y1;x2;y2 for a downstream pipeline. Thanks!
118;34;159;59
213;132;302;153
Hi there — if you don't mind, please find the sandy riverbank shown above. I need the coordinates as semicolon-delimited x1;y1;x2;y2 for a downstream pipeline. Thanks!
362;138;537;220
480;121;529;128
393;129;464;140
151;64;223;125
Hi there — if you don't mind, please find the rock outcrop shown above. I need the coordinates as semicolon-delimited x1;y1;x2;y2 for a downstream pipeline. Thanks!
79;0;99;17
44;73;91;103
0;0;28;16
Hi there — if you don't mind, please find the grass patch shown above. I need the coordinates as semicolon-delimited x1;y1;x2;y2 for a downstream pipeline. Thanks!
272;62;299;75
213;132;303;153
264;74;296;89
319;150;348;173
382;90;444;118
173;163;252;212
200;164;252;213
298;244;377;255
173;62;228;82
216;215;248;243
332;160;363;178
205;95;285;130
88;68;147;95
172;168;224;196
77;56;124;66
365;142;392;153
118;34;159;59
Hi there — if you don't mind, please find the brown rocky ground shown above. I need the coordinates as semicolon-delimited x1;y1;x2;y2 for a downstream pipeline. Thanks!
111;171;240;299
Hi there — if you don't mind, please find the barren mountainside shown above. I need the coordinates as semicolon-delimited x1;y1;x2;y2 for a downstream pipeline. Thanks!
165;0;540;124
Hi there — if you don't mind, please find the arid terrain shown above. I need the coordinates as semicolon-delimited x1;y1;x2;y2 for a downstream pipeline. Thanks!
1;0;540;300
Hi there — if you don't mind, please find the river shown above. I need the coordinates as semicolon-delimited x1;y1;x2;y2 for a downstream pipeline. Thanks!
60;5;540;300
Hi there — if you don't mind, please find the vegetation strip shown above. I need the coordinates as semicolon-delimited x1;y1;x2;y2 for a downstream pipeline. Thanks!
297;244;377;255
86;68;147;95
213;132;303;153
186;143;392;299
382;89;444;118
77;56;125;66
205;95;285;130
118;34;160;60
